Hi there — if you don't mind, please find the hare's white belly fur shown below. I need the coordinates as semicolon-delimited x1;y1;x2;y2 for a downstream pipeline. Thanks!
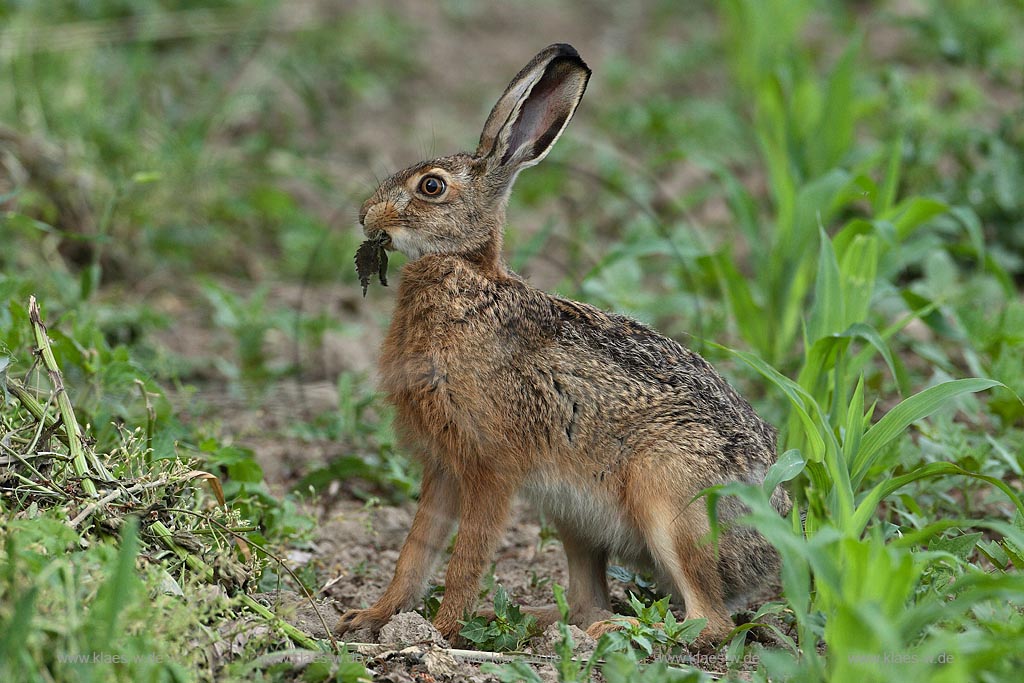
520;475;651;568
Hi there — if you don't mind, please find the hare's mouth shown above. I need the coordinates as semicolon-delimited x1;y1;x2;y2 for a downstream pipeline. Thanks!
363;228;394;250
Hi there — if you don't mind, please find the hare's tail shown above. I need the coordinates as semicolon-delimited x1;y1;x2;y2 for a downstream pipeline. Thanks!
716;487;793;610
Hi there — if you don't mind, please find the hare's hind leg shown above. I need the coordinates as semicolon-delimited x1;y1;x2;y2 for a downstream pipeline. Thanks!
633;495;735;644
556;521;614;627
477;520;612;632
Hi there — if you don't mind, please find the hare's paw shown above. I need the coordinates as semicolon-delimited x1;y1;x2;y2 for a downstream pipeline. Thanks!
432;614;465;645
690;617;735;650
335;606;394;637
585;616;641;639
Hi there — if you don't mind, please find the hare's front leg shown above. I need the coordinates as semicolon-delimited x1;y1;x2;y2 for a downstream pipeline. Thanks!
432;473;517;642
336;461;458;637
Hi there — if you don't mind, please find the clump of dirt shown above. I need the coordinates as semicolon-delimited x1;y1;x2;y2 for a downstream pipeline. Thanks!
379;612;449;649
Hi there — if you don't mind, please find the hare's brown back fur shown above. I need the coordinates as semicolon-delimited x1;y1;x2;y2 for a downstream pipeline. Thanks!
384;253;779;480
335;44;791;645
383;253;789;604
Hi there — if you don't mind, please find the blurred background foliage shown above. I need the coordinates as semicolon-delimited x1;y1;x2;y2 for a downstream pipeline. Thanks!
2;0;1024;681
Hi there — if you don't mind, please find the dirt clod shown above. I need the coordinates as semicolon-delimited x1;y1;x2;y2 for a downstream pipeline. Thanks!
379;612;450;649
346;627;374;644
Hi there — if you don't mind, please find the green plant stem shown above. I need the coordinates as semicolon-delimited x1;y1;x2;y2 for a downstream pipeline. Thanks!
163;506;338;649
134;379;155;462
4;377;64;443
0;438;53;484
148;520;333;653
28;296;99;497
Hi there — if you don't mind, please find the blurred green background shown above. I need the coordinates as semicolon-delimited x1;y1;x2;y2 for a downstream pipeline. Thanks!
3;0;1022;384
2;0;1024;681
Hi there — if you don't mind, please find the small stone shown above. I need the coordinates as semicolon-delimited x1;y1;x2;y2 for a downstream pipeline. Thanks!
422;647;460;677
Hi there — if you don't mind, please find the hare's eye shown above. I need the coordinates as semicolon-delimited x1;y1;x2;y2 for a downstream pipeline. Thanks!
418;175;446;197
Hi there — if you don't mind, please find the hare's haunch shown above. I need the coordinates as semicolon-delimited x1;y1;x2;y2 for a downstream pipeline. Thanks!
336;43;791;645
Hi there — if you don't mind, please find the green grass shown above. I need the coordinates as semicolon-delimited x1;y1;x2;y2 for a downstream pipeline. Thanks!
2;0;1024;681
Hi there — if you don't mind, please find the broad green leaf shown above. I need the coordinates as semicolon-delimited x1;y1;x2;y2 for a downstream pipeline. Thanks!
716;344;827;463
1004;513;1024;567
891;518;989;548
706;160;762;244
710;251;769;355
493;584;509;617
791;169;852;247
876;135;903;215
755;80;796;234
948;205;985;266
492;631;519;652
0;586;37;664
900;571;1024;637
628;593;645;616
978;540;1010;570
90;518;141;651
851;462;1024;535
631;633;653;656
812;37;859;174
929;531;984;562
764;449;806;494
336;659;372;683
481;661;543;683
898;289;957;336
850;378;1004;487
838;323;902;395
798;323;902;409
1000;539;1024;570
552;583;569;622
674;617;709;644
842;375;866;466
458;618;492;644
885;196;948;241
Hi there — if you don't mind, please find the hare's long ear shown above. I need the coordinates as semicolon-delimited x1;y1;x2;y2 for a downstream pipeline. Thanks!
476;43;590;172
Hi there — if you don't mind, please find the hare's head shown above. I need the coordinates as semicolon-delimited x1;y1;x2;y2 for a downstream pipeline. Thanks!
360;44;590;265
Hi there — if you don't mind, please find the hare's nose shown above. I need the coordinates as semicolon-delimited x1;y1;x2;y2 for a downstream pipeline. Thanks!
363;201;399;233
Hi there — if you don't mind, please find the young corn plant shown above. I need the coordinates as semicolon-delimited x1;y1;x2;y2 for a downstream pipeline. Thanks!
713;0;993;376
707;225;1024;680
703;11;1024;678
710;0;863;367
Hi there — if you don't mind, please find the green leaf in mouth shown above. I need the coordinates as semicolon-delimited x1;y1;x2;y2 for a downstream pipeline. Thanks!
354;233;390;296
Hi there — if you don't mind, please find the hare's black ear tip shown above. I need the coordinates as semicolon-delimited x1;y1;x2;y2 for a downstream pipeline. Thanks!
544;43;590;71
548;43;581;59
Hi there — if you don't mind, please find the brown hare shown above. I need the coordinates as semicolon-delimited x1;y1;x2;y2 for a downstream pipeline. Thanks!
336;43;792;646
